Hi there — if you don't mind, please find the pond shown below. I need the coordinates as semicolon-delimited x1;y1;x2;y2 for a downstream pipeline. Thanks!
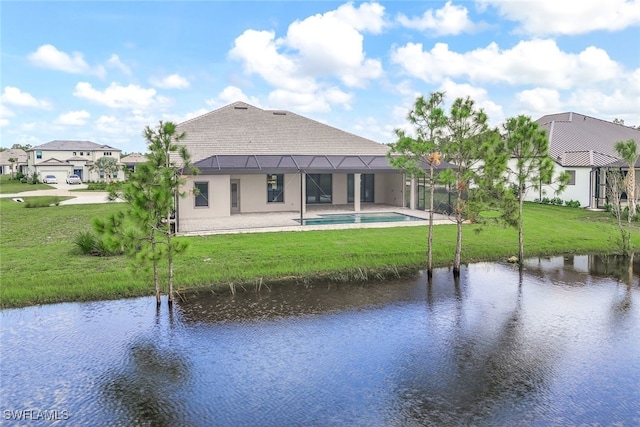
1;255;639;426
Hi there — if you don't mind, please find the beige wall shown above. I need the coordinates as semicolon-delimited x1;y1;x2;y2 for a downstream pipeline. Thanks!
27;149;124;182
178;171;407;223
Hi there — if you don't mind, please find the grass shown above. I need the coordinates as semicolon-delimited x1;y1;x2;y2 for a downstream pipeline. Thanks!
1;196;638;308
0;175;53;194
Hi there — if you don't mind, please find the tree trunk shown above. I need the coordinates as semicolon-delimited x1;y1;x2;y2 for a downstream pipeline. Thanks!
453;213;462;278
427;166;435;277
167;207;174;307
518;191;524;268
152;233;161;307
628;168;636;222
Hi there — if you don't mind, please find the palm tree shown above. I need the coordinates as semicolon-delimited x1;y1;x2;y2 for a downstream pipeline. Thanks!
614;139;639;222
90;157;120;183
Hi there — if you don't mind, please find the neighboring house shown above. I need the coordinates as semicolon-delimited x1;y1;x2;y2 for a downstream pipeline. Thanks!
174;101;434;232
26;140;124;183
121;152;148;173
0;148;27;176
527;112;640;209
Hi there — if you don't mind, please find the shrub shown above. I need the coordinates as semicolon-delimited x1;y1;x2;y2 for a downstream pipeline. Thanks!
24;197;61;208
551;197;563;206
565;200;581;208
73;231;123;256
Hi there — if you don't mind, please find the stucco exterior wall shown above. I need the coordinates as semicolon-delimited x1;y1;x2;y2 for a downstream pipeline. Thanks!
26;149;124;182
519;162;592;207
377;173;405;206
180;175;231;219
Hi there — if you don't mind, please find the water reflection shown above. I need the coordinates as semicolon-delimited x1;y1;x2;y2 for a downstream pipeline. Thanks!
99;338;191;427
1;255;639;426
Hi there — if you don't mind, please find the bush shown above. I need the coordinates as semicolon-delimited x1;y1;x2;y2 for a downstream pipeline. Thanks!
24;197;61;208
73;231;123;256
564;200;581;208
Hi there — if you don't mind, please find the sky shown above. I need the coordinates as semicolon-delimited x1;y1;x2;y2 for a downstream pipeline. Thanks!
1;0;639;154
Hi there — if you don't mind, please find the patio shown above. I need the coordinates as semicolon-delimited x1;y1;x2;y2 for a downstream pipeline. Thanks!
177;204;451;236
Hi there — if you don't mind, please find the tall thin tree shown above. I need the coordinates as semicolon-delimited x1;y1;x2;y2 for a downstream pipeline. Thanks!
614;139;639;222
143;121;196;306
439;96;505;276
388;92;447;276
502;115;567;266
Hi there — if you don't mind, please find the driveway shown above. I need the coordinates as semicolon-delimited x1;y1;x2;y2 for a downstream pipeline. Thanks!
0;183;121;205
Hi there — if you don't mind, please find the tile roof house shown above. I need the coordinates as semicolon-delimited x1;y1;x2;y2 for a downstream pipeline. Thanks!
533;112;640;208
0;148;27;176
174;101;444;232
26;140;124;183
120;152;148;173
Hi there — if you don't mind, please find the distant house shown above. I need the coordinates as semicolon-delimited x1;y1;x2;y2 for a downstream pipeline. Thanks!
529;112;640;209
120;152;148;173
0;148;27;176
173;101;440;232
26;140;124;183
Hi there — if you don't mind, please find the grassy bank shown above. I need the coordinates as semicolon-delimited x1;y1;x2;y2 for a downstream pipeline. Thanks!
1;195;638;308
0;175;53;194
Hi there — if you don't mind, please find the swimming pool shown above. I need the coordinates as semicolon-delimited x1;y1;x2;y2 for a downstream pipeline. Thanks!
296;212;425;225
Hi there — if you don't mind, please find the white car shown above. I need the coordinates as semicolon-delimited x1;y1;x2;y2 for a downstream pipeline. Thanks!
66;175;82;184
43;175;58;184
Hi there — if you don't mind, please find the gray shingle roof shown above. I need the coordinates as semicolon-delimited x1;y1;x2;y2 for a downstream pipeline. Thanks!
30;140;121;151
0;149;27;164
177;102;390;163
536;112;640;167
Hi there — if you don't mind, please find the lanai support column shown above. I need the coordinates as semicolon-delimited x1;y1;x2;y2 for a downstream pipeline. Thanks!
354;173;361;212
409;175;416;210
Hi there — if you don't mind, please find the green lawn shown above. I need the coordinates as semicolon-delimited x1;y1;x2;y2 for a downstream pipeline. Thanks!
1;195;638;308
0;175;53;194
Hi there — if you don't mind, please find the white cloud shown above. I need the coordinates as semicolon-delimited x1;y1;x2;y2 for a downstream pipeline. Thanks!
229;30;314;93
267;87;353;113
0;87;51;109
228;2;385;113
479;0;640;35
106;54;131;75
0;104;15;127
285;6;383;87
206;86;261;108
55;110;90;125
437;79;504;125
150;73;190;89
514;88;563;116
27;44;105;77
397;1;479;35
73;82;169;109
330;1;388;34
391;39;623;89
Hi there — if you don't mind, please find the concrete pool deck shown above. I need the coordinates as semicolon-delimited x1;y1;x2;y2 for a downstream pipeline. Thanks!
1;188;451;235
178;205;452;236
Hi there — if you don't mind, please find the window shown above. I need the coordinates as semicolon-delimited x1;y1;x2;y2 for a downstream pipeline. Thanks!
36;151;42;159
347;174;375;203
73;152;77;156
566;170;576;185
103;152;112;156
112;172;118;179
306;174;332;203
99;171;105;179
267;174;284;202
194;182;209;207
80;152;84;156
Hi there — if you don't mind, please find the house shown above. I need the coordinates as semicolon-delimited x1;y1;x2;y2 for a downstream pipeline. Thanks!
0;148;27;176
174;101;436;232
530;112;640;209
26;140;124;183
120;152;148;173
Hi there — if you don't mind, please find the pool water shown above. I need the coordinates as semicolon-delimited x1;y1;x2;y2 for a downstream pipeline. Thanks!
296;212;425;225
